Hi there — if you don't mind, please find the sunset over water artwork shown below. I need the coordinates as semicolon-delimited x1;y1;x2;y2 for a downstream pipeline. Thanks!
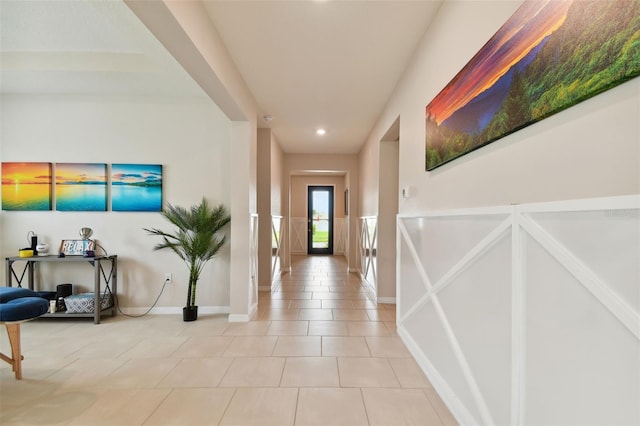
1;162;52;210
55;163;107;211
425;0;640;170
111;164;162;212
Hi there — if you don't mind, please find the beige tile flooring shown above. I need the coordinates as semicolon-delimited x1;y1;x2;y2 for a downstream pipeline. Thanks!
0;255;457;425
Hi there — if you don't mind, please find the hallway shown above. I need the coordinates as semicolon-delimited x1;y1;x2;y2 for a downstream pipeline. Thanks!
255;254;458;425
1;255;456;425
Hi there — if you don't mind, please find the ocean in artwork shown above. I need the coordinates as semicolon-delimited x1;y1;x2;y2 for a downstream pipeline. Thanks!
1;162;52;210
2;183;51;210
111;164;162;212
55;163;107;211
112;185;162;211
56;184;107;211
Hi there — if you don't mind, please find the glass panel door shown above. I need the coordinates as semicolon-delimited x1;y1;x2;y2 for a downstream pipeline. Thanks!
307;186;334;255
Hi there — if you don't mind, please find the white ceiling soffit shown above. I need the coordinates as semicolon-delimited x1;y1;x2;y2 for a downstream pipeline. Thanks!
1;0;442;155
291;170;347;176
0;0;206;97
203;0;442;154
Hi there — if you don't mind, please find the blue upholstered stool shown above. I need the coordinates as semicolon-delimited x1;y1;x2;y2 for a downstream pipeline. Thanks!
0;287;49;379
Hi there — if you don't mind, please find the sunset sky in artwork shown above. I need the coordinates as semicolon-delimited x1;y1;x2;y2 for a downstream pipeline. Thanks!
1;162;51;185
426;0;572;125
55;163;106;184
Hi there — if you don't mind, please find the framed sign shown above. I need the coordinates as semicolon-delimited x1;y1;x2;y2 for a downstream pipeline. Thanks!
59;239;95;256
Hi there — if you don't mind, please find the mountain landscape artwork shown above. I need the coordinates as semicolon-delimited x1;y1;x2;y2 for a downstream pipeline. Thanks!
425;0;640;171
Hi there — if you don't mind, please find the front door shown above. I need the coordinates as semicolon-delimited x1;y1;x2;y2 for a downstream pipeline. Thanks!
307;186;333;255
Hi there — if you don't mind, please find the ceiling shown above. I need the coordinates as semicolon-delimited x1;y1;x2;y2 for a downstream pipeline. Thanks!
0;1;205;97
0;0;443;154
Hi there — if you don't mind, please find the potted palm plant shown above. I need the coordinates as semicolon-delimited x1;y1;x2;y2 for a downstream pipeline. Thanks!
144;198;231;321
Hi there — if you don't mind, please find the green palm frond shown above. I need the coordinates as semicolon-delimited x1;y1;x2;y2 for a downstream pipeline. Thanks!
144;198;231;308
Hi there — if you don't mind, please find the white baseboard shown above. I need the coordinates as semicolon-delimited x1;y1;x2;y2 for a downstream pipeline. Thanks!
198;306;231;314
120;302;256;322
377;297;396;304
228;313;250;322
229;311;256;323
119;306;230;315
228;302;258;322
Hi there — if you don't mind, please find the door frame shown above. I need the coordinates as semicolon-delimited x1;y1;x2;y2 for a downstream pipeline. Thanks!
307;185;334;255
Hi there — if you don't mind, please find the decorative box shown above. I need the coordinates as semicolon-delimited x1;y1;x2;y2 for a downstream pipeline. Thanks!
64;293;112;314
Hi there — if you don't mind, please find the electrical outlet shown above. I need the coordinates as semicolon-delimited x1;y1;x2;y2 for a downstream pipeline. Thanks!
164;273;172;283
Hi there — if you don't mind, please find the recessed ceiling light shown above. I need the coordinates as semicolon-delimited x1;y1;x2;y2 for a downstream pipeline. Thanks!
316;128;326;136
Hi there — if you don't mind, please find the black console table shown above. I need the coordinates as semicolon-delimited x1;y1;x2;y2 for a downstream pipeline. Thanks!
5;255;117;324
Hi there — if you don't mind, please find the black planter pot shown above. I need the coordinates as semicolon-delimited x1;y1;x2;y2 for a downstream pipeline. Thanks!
183;306;198;322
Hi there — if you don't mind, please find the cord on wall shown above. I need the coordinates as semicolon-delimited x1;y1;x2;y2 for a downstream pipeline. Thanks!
113;277;170;318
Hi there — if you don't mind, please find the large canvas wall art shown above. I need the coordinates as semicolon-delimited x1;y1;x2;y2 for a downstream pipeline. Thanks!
55;163;107;211
425;0;640;171
111;163;163;212
1;162;52;210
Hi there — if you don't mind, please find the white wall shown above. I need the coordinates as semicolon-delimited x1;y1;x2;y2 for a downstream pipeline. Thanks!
1;94;232;313
358;121;400;303
377;140;399;301
358;137;378;217
360;0;639;213
358;0;640;424
271;133;284;217
257;128;272;289
127;0;260;320
257;128;285;290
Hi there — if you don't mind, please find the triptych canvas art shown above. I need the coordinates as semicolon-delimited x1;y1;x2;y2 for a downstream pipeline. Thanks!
1;162;162;212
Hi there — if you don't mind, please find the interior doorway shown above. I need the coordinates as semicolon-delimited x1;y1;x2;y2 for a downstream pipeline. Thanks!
307;185;334;255
375;117;400;303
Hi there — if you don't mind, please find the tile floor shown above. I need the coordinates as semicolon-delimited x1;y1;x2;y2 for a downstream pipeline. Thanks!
0;255;457;425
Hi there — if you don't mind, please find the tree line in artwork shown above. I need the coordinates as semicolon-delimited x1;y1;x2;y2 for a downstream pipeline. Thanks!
426;0;640;170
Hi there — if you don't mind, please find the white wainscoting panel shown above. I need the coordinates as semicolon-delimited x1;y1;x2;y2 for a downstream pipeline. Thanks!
334;217;346;255
358;216;378;299
291;216;347;255
397;196;639;426
291;217;307;254
271;216;283;280
249;213;259;317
